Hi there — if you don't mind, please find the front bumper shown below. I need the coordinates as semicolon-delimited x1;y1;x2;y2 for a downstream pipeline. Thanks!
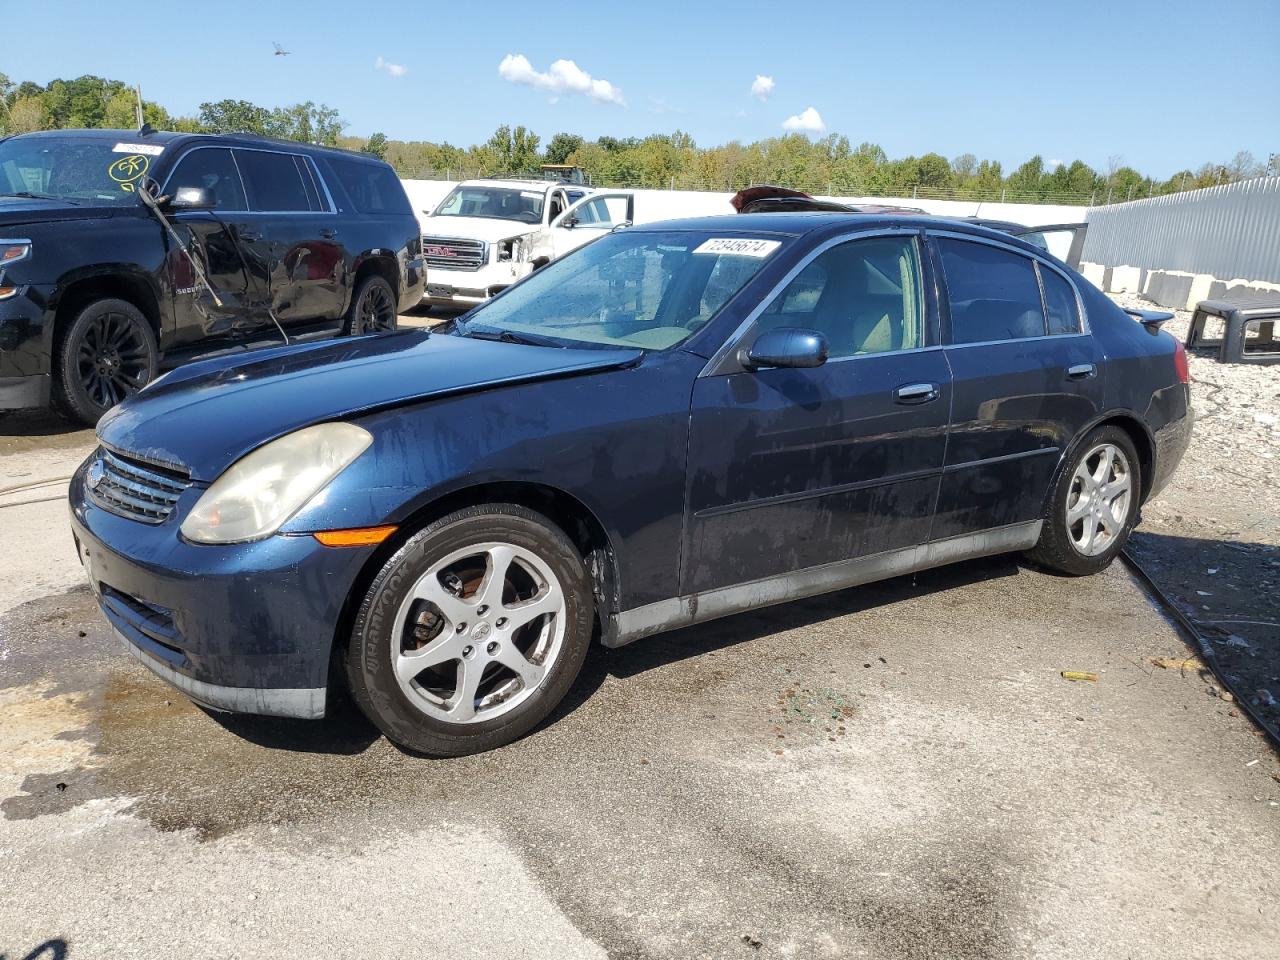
68;455;376;718
422;262;530;306
0;282;55;410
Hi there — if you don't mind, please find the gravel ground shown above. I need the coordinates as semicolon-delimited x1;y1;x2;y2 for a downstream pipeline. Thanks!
1109;292;1280;740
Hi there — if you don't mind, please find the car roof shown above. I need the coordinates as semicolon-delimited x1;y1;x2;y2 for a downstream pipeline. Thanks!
461;178;561;190
630;211;1050;250
2;128;386;163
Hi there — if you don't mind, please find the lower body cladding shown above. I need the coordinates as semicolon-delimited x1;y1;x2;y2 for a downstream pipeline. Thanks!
68;464;374;719
0;282;54;410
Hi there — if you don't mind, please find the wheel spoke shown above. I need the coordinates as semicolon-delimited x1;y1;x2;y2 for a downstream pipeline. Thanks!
494;644;542;688
1091;446;1115;486
502;588;561;634
1074;463;1096;493
1067;496;1090;524
410;575;473;629
1078;513;1098;551
1101;474;1131;503
476;545;516;610
395;633;464;684
447;658;487;721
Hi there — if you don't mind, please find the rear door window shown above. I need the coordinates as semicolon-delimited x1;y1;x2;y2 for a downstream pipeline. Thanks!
1039;264;1081;335
165;148;247;211
322;156;411;215
937;238;1047;344
235;150;313;212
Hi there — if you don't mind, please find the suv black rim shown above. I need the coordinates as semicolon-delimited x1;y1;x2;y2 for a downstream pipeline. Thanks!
76;311;150;408
358;283;396;333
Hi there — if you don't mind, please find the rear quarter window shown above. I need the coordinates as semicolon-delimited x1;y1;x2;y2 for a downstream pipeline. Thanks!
323;157;412;215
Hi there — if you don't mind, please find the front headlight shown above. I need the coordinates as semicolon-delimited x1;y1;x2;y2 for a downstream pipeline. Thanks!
181;423;372;544
497;236;524;262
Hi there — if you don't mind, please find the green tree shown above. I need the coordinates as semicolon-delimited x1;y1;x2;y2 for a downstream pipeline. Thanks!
544;132;584;165
199;99;272;135
364;132;388;159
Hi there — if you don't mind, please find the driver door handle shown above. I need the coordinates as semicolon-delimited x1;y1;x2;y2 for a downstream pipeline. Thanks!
1066;362;1096;380
894;382;939;404
320;227;338;239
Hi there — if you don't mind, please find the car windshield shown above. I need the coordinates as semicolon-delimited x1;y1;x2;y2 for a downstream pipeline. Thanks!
432;185;545;224
459;230;785;351
0;136;156;205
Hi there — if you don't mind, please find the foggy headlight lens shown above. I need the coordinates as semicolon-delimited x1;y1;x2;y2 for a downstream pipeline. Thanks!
181;423;372;544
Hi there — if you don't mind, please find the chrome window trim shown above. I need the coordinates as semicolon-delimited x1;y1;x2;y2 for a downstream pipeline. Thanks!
699;226;927;378
926;228;1090;339
162;143;338;215
943;332;1091;351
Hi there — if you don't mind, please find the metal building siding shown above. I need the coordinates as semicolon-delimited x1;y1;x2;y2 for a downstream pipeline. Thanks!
1081;176;1280;284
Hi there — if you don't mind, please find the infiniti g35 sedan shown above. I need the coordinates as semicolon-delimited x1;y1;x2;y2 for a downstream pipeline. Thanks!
68;213;1193;756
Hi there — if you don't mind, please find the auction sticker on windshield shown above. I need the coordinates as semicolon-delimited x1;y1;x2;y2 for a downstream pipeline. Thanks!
112;142;165;156
693;238;781;258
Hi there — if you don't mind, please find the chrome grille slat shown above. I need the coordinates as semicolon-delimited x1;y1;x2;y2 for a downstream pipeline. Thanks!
422;235;487;272
89;448;192;524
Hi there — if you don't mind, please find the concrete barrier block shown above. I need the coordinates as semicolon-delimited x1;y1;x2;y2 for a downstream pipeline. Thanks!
1109;266;1142;293
1079;262;1106;289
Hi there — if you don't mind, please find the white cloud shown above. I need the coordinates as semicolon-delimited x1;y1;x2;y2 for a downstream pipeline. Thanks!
375;56;407;78
1047;158;1064;169
498;53;624;105
782;106;825;134
751;75;775;101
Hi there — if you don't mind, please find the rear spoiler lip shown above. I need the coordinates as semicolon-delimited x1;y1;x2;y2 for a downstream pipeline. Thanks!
1123;307;1176;328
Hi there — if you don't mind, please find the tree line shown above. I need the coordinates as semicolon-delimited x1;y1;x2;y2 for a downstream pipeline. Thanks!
2;72;1272;206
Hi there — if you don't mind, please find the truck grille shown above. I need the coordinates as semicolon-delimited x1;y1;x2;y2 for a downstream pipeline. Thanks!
422;236;487;272
88;449;191;524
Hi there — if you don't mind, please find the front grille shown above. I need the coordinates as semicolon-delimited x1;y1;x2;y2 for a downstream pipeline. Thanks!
422;235;487;272
89;448;191;524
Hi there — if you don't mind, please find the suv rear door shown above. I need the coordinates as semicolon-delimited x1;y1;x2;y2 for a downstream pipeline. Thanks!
234;148;346;331
928;231;1103;540
541;192;635;261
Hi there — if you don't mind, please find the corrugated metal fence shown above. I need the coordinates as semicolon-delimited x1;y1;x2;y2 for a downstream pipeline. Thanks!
1081;176;1280;284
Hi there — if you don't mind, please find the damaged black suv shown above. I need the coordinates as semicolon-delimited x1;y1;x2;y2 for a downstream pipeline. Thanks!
0;128;424;423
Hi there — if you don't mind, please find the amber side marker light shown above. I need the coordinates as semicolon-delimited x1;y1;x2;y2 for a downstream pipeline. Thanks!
314;525;398;547
0;285;16;300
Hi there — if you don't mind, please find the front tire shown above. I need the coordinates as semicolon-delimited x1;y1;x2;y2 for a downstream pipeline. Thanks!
1026;425;1142;576
53;298;159;425
345;274;398;335
345;504;593;756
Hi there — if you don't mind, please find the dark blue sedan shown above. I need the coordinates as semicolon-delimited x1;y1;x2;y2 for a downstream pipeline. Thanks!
68;213;1193;755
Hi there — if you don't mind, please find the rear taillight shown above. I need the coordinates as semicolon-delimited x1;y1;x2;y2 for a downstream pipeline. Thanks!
1173;338;1190;385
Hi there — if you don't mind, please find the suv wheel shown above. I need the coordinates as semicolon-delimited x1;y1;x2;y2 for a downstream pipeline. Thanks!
345;504;593;756
346;274;398;335
54;298;159;425
1026;425;1142;576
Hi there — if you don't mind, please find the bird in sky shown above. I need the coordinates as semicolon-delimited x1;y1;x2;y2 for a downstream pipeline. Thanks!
273;42;291;56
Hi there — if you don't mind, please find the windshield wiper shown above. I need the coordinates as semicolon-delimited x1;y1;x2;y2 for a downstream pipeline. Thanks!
1;191;80;205
460;324;563;348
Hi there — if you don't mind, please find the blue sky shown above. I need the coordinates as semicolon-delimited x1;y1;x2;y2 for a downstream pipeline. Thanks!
7;0;1278;177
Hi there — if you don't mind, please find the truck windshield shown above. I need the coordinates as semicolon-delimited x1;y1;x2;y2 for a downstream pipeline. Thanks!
458;230;785;351
432;186;545;224
0;136;155;205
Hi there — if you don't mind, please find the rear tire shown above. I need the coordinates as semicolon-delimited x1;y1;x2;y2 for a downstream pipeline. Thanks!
1026;425;1142;576
344;274;398;335
345;504;593;756
53;298;158;425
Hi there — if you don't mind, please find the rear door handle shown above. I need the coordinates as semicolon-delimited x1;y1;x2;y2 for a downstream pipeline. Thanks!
1067;363;1096;380
320;228;338;240
236;224;261;241
894;382;939;404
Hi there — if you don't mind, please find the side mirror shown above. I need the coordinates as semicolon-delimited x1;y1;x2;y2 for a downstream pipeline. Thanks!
167;186;216;211
421;206;433;216
741;327;829;370
561;215;578;229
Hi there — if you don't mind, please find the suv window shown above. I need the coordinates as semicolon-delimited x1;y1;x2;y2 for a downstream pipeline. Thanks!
759;235;925;357
938;238;1046;344
324;156;410;215
235;150;313;212
1039;264;1080;335
166;148;247;211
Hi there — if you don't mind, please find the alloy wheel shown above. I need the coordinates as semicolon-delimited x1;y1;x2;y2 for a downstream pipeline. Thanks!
75;311;151;409
357;282;397;333
390;541;567;724
1066;442;1133;556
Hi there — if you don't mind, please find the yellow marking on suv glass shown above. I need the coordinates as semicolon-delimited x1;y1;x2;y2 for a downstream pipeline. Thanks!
108;154;150;190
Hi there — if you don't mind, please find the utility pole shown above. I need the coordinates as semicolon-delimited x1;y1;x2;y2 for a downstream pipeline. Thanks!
134;84;144;128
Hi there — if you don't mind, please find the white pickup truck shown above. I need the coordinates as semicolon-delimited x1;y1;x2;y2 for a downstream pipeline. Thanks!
419;178;634;308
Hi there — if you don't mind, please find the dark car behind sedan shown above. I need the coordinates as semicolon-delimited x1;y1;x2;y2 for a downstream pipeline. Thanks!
69;213;1191;756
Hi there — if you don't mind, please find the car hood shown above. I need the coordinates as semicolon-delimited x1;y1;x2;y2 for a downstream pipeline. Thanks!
0;196;132;226
420;217;540;242
97;330;642;481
